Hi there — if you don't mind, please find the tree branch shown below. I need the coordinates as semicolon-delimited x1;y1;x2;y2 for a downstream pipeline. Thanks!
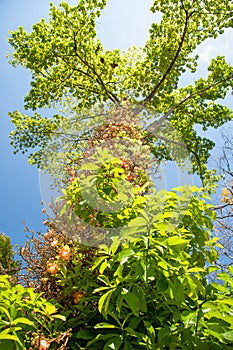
73;35;120;103
142;10;193;107
150;74;233;128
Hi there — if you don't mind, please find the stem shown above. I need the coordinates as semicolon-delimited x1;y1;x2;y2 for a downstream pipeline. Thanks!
73;35;120;103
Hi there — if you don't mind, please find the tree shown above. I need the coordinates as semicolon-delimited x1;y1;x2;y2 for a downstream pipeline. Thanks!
5;0;233;349
212;125;233;269
0;232;20;276
7;0;233;190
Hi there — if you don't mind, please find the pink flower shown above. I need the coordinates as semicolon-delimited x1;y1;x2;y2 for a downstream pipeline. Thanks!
51;240;58;248
43;232;50;240
59;245;71;260
39;339;50;350
46;262;59;274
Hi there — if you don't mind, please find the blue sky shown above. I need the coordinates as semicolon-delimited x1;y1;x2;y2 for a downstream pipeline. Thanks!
0;0;232;247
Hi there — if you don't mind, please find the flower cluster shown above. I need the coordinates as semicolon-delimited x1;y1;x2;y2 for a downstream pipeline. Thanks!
73;291;86;304
30;333;50;350
45;243;71;275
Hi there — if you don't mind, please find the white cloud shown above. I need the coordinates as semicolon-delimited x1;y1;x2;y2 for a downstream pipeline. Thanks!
196;29;233;65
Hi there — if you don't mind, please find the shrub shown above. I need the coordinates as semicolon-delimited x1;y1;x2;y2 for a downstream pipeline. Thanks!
19;188;233;349
0;233;20;277
0;275;67;350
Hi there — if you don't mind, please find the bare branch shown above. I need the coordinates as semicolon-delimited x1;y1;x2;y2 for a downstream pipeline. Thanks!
73;35;120;103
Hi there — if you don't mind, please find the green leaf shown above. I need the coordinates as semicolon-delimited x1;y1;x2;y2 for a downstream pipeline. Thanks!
117;249;135;265
97;275;110;286
167;236;188;246
87;333;119;347
103;336;123;350
76;330;96;340
215;299;233;306
110;236;120;255
0;334;22;344
80;163;100;171
0;307;11;322
52;314;66;321
124;292;141;317
44;303;57;315
94;323;120;329
157;326;171;342
157;276;169;292
187;267;205;273
128;216;148;227
12;317;35;327
92;256;108;271
128;318;142;331
99;260;109;274
98;289;115;319
223;331;233;342
122;341;134;350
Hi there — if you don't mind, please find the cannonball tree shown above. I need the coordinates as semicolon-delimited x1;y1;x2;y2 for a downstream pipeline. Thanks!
6;0;233;349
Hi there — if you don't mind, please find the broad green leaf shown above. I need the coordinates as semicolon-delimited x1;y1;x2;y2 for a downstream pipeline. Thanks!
167;236;188;246
110;236;120;255
12;317;34;327
45;303;57;315
157;276;169;292
98;289;115;319
117;249;135;265
215;299;233;306
103;336;123;350
0;307;11;322
80;163;100;171
92;256;108;271
128;216;148;227
87;333;119;347
99;260;109;274
157;326;171;342
76;330;96;340
124;292;141;317
0;334;22;344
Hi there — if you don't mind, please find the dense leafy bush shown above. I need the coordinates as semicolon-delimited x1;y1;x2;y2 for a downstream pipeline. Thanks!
0;275;67;350
18;187;233;349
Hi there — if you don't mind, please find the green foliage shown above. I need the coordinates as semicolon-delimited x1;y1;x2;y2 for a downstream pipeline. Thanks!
0;275;66;349
7;0;233;187
78;188;233;349
0;233;20;276
61;149;149;230
20;187;233;349
5;1;233;349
